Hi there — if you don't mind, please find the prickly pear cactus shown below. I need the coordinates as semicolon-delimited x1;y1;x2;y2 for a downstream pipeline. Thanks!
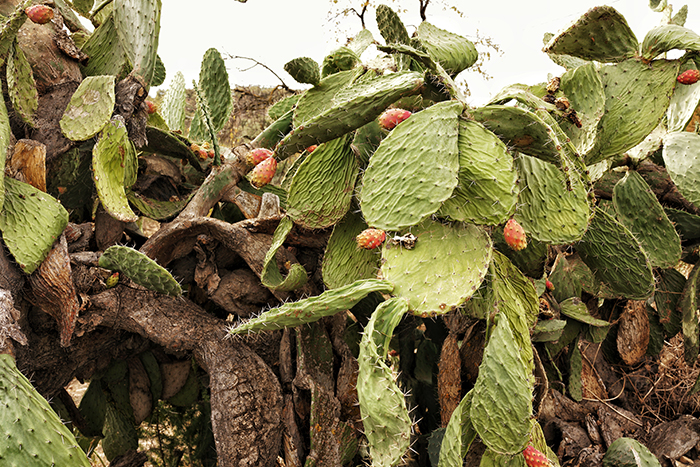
92;116;139;223
98;246;182;296
0;354;92;466
228;279;393;335
602;437;661;467
0;178;68;274
470;315;533;455
60;75;116;141
361;100;463;230
357;297;411;467
380;218;492;315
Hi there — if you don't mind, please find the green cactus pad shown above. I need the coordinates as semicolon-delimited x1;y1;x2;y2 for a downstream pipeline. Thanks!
346;28;374;56
292;68;363;128
127;190;191;221
92;117;139;223
665;207;700;242
320;47;360;78
543;32;589;70
490;251;538;368
7;42;38;126
438;390;476;467
602;438;662;467
322;210;381;289
560;297;610;327
576;208;654;300
470;316;533;455
381;218;492;315
161;71;187;132
514;154;591;244
278;71;424;159
492;227;548;279
286;135;358;229
101;403;138;460
152;54;166;87
532;319;568;342
668;63;700;132
559;62;605;154
79;12;130;78
352;120;384;168
228;279;393;335
0;177;68;274
655;267;685;337
284;56;321;85
357;297;411;467
360;100;461;230
199;48;232;133
679;261;700;365
439;119;517;225
99;245;182;296
253;108;294;149
549;253;598;302
641;25;700;61
0;354;92;466
260;217;308;292
613;170;681;269
113;0;161;83
60;75;116;141
376;4;412;70
663;132;700;209
415;22;477;76
77;378;107;438
268;94;301;120
376;4;411;45
543;6;638;63
142;127;203;172
470;105;565;167
586;59;678;165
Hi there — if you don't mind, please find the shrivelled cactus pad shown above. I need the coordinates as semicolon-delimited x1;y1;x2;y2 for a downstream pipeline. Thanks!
381;217;492;316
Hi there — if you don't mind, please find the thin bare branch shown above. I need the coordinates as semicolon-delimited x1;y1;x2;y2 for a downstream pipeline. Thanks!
222;53;294;92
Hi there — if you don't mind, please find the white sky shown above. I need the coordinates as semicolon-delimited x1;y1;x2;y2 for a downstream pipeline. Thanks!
155;0;699;106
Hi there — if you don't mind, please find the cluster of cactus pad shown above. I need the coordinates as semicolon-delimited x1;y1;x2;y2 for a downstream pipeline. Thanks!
1;0;700;465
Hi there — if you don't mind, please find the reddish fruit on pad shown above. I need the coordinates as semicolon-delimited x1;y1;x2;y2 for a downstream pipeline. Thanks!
356;228;386;249
246;148;274;166
378;108;411;130
504;218;527;251
25;4;53;24
249;156;277;188
523;445;550;467
677;69;700;85
145;100;158;114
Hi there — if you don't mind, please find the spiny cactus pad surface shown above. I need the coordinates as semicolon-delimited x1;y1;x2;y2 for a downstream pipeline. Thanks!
99;246;182;296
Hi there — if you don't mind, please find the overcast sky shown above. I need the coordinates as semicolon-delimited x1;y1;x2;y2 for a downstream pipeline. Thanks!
155;0;699;105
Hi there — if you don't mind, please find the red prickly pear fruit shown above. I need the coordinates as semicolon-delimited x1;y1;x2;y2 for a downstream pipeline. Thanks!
522;445;550;467
190;143;200;152
246;148;274;166
306;145;318;153
25;4;53;24
356;228;386;249
249;156;277;188
207;149;215;159
378;108;412;130
504;218;527;251
545;279;555;291
677;69;700;85
145;100;158;114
